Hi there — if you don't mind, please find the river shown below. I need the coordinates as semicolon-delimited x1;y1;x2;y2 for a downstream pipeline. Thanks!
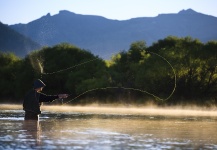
0;104;217;149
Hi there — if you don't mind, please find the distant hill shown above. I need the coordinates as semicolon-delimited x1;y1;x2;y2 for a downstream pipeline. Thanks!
9;9;217;58
0;22;41;57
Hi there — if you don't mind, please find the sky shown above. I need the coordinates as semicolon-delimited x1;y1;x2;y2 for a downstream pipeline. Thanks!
0;0;217;25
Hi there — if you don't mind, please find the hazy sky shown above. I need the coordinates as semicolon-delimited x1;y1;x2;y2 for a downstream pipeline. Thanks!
1;0;217;25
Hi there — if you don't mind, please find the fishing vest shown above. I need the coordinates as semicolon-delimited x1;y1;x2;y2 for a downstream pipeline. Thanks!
23;89;41;114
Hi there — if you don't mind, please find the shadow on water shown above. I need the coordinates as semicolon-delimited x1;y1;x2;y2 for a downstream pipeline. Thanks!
0;105;217;149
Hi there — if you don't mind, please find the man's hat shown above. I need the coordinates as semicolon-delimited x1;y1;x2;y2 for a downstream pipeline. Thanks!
33;79;46;89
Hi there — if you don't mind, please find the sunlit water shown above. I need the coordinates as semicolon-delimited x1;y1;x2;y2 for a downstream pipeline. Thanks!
0;105;217;150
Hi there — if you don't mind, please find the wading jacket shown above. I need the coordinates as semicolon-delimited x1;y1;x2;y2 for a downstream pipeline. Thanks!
23;89;59;114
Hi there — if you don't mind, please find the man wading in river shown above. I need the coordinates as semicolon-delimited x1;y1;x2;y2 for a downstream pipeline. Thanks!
23;79;68;120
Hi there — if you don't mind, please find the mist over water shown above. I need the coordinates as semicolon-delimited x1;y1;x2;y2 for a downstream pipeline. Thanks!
0;104;217;149
1;104;217;116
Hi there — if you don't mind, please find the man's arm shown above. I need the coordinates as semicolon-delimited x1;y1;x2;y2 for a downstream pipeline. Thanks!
39;93;59;102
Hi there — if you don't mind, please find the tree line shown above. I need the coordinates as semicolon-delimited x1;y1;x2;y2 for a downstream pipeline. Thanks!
0;36;217;106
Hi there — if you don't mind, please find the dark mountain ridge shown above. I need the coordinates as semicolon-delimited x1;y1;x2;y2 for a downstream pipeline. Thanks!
7;9;217;58
0;22;41;57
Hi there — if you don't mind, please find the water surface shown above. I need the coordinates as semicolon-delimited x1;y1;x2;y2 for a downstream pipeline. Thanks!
0;105;217;149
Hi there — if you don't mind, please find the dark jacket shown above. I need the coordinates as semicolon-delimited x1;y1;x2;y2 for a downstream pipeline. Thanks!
23;89;58;115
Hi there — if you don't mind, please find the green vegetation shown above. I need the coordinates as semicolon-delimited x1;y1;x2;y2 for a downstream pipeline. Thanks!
0;37;217;106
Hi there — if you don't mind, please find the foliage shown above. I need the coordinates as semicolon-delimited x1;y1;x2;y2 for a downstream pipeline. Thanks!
0;38;217;106
0;52;21;100
108;37;217;105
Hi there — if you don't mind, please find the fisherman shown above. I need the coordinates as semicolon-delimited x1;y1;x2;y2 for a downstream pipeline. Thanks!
23;79;68;120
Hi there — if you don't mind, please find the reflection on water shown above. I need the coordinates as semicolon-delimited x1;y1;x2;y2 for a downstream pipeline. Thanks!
0;106;217;149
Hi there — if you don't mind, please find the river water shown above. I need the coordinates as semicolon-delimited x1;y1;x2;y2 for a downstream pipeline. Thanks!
0;105;217;150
